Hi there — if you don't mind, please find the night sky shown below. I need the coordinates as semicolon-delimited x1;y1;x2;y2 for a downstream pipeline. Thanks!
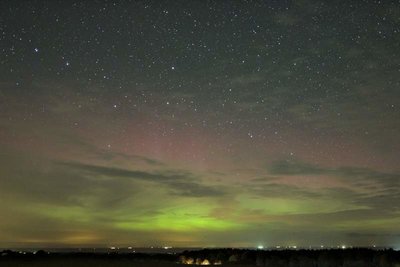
1;0;400;249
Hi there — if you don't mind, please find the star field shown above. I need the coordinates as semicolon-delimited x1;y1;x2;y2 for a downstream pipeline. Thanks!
1;0;400;248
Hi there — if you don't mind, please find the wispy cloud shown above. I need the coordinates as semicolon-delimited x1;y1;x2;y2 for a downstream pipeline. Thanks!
58;161;224;198
267;159;400;211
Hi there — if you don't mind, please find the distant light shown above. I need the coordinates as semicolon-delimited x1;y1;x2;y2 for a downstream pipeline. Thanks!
200;259;210;265
341;245;346;249
292;246;297;249
257;245;264;249
110;246;116;250
128;247;132;250
276;246;281;249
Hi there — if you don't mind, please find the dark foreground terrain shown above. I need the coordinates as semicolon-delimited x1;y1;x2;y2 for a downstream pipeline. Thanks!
1;248;400;267
0;251;177;267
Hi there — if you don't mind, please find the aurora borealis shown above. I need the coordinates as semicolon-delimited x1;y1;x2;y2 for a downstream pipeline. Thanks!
1;0;400;249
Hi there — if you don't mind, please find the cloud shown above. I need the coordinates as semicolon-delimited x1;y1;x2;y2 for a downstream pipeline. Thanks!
0;147;169;214
246;182;323;199
48;133;165;167
269;159;328;176
57;161;224;198
0;154;142;210
268;159;400;182
267;159;400;211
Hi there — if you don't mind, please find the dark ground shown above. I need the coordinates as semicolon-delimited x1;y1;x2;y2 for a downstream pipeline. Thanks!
1;248;400;267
